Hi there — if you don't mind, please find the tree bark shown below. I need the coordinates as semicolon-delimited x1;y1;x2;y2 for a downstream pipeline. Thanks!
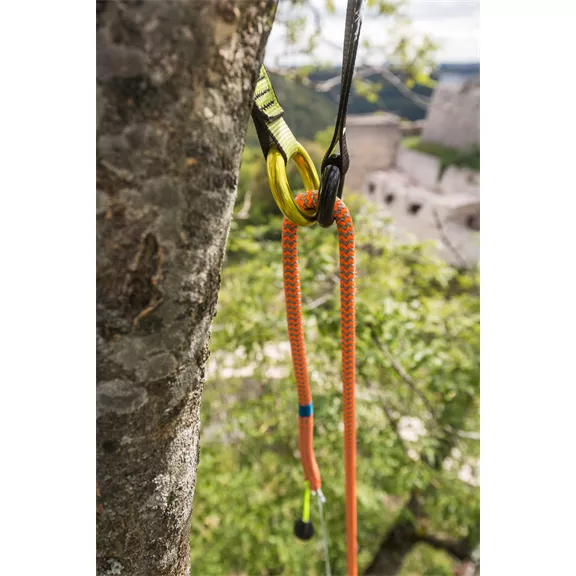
96;2;276;575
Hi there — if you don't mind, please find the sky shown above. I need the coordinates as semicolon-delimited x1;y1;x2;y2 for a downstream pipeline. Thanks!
265;0;479;67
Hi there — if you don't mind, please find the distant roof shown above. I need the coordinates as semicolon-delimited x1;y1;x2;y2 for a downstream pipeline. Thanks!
346;113;400;126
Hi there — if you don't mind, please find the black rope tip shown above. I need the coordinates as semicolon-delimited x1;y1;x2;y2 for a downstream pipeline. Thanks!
294;518;315;540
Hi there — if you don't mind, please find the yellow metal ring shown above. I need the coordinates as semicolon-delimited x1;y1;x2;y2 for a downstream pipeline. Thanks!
266;143;320;227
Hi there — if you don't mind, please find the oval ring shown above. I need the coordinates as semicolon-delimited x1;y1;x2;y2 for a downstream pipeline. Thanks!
266;143;320;227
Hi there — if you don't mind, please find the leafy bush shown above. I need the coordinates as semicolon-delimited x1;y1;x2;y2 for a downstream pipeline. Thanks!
190;190;480;574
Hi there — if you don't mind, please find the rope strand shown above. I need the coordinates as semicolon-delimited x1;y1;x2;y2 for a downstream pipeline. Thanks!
282;191;357;575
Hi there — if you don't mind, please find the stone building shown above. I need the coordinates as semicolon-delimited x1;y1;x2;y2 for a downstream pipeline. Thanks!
345;113;402;192
347;76;480;267
420;77;480;151
363;168;480;267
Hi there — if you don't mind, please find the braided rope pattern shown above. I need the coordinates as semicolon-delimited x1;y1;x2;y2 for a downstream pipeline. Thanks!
282;190;357;575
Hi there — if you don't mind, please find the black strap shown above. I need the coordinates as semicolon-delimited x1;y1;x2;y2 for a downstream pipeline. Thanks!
317;0;365;228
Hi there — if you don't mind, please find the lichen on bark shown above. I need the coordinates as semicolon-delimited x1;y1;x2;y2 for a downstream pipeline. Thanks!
96;2;277;574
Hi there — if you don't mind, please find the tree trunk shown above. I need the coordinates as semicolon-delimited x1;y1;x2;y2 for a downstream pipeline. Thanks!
96;2;276;575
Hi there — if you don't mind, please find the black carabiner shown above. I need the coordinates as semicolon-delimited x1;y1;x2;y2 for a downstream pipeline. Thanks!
317;156;343;228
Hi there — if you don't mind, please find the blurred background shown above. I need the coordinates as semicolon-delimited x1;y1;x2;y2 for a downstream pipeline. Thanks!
190;1;480;574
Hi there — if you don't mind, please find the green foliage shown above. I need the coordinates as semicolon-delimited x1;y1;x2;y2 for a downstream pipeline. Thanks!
191;179;480;573
399;544;455;576
313;126;334;151
403;136;481;174
367;0;404;16
389;35;439;89
353;78;384;104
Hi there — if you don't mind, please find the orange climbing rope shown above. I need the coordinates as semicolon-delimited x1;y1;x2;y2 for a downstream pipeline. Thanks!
282;190;357;576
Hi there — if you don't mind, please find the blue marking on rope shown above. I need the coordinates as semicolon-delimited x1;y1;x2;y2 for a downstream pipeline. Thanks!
299;403;313;417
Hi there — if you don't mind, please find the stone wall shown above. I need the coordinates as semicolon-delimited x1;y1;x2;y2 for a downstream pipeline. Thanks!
395;145;480;197
439;165;480;197
396;147;441;188
362;170;480;267
420;77;480;151
345;114;402;192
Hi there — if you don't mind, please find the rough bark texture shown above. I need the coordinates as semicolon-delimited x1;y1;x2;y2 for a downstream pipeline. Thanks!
96;2;276;575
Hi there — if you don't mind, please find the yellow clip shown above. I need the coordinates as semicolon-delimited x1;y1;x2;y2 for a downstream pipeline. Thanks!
266;144;320;227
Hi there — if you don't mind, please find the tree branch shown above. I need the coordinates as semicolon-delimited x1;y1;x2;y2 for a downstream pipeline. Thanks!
306;292;332;310
432;208;469;270
315;63;432;109
235;189;252;220
302;31;433;109
416;534;474;562
358;369;410;454
371;332;438;417
363;493;423;576
370;331;479;443
446;425;480;441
